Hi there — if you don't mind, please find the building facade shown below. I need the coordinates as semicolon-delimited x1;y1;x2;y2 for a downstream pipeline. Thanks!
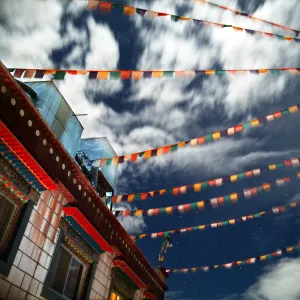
0;62;168;300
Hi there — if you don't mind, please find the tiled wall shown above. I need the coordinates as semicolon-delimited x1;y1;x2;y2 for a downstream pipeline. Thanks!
133;290;144;300
0;190;65;300
87;249;146;300
89;252;114;300
0;189;148;300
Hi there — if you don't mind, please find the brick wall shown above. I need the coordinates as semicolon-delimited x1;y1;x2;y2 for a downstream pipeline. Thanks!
89;252;114;300
0;190;65;300
0;190;148;300
88;252;147;300
133;290;144;300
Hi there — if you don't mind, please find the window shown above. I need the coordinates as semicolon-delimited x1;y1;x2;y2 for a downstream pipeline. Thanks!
0;190;34;276
0;193;16;251
51;246;85;300
109;268;137;300
42;232;97;300
0;155;36;276
110;292;123;300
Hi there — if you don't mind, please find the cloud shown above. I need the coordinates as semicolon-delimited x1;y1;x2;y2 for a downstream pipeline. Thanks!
61;22;89;67
2;0;300;234
220;294;240;300
128;0;300;117
107;0;300;192
0;0;63;67
288;193;300;204
243;258;300;300
54;15;123;142
117;216;146;235
114;202;146;234
85;18;120;69
165;290;184;300
218;258;300;300
116;137;298;194
75;0;300;194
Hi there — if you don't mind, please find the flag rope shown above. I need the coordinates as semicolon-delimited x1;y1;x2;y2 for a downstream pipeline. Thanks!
86;1;300;42
131;200;300;239
9;68;300;81
8;73;299;167
113;157;300;203
192;0;300;36
116;172;300;217
84;104;299;165
166;242;300;274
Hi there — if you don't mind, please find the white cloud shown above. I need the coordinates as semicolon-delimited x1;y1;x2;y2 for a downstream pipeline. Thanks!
0;0;63;67
165;290;184;300
129;0;300;116
130;79;194;108
62;22;89;67
243;258;300;300
55;75;123;145
65;0;87;16
170;259;300;300
55;16;123;142
85;18;120;69
287;193;300;204
114;202;146;234
118;216;147;235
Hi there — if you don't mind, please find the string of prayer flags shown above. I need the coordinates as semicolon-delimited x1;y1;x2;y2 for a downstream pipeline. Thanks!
193;0;300;36
87;1;300;43
166;242;300;274
113;157;300;203
116;172;300;217
92;104;299;166
132;201;300;240
9;68;300;81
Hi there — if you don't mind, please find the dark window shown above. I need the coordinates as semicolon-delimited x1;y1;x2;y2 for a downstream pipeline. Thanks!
0;193;16;250
51;246;84;300
0;195;34;276
42;231;97;300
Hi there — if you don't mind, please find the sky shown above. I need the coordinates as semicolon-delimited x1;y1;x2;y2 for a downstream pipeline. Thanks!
1;0;300;299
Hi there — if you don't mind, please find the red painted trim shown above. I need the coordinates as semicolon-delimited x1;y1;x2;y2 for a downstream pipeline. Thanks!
113;259;147;289
112;245;123;257
63;206;112;252
144;291;159;300
0;172;29;203
0;121;56;190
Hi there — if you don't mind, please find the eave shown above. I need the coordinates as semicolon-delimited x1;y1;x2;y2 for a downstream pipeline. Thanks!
144;291;159;300
113;259;147;290
0;121;56;191
63;206;111;253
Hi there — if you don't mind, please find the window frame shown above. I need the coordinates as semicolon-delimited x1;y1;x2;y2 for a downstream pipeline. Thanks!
0;192;18;250
42;231;97;300
108;268;138;300
0;154;38;276
51;244;87;300
0;198;34;276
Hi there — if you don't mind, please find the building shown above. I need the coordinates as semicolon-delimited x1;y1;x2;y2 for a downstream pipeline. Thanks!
0;62;168;300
